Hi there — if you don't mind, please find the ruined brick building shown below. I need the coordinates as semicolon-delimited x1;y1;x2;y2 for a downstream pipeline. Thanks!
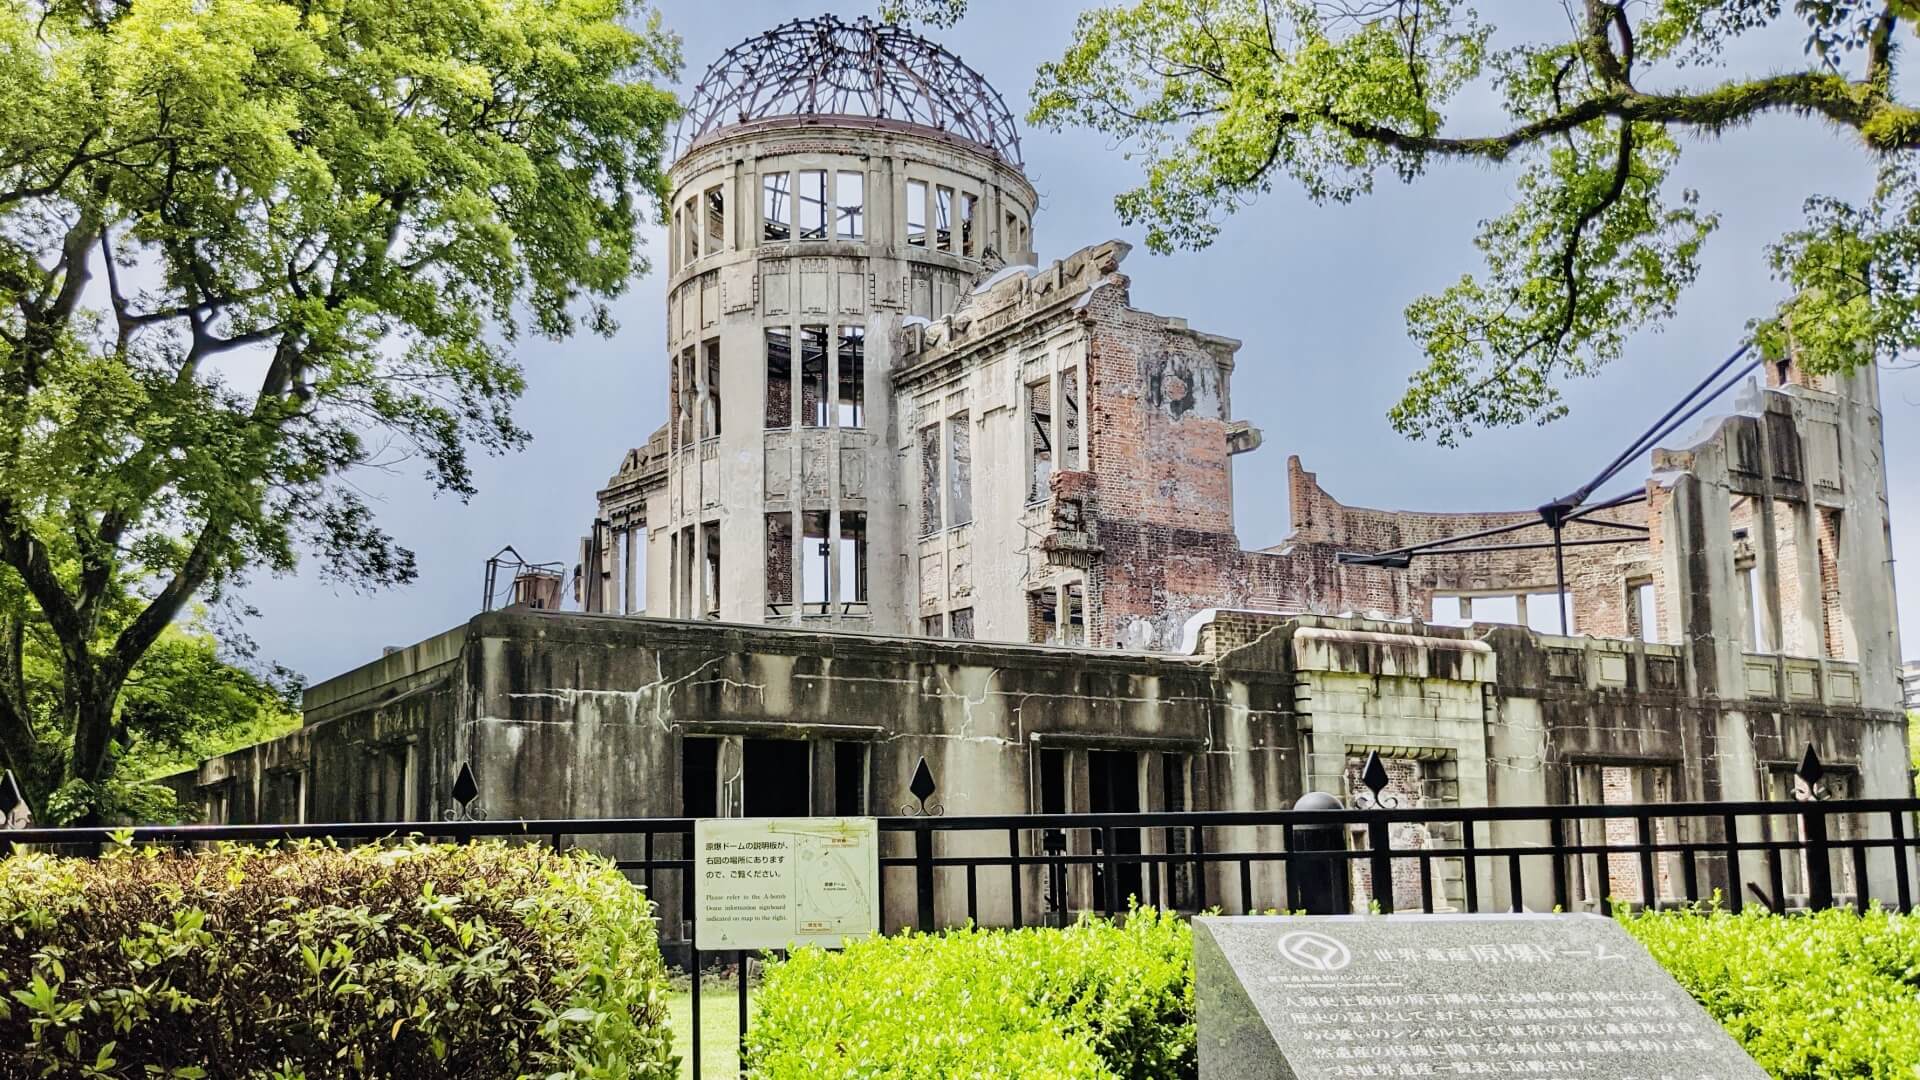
170;16;1912;931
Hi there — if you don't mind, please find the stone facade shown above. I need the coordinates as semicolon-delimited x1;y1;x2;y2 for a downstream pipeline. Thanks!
173;603;1909;939
163;17;1912;943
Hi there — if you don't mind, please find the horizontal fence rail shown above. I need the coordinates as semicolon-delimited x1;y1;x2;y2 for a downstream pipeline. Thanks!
7;797;1918;919
6;797;1916;1079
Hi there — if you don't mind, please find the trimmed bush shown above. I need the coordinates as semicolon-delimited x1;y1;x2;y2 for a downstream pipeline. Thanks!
752;906;1920;1080
1626;906;1920;1080
0;840;677;1079
745;907;1192;1080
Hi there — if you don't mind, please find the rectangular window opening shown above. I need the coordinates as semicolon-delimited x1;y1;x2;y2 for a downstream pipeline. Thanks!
764;327;791;428
960;192;977;256
949;607;975;640
765;512;793;616
906;180;928;247
935;186;954;251
1628;580;1657;643
837;511;868;610
797;170;827;240
676;347;696;446
1526;592;1569;635
1027;381;1053;503
836;171;864;240
1060;368;1081;470
837;327;864;427
800;325;829;428
1470;595;1519;625
1741;566;1771;653
683;196;699;263
1818;508;1853;659
701;338;721;438
1029;586;1058;644
918;424;941;536
674;526;695;618
802;510;831;614
702;526;721;618
921;614;945;638
762;173;792;242
947;412;972;526
705;186;725;253
671;206;683;271
1064;582;1085;646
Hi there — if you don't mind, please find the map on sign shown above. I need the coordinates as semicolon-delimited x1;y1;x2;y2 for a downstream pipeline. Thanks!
695;817;879;951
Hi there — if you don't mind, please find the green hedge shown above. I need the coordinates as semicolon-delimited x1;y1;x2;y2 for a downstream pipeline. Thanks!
746;908;1192;1079
0;840;678;1079
750;907;1920;1080
1626;906;1920;1080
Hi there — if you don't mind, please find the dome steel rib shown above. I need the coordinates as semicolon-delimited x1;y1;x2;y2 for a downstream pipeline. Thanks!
677;15;1023;166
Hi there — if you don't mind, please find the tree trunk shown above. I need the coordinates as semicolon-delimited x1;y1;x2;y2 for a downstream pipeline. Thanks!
63;663;124;827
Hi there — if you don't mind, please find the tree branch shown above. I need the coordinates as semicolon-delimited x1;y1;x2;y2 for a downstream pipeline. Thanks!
1320;71;1904;158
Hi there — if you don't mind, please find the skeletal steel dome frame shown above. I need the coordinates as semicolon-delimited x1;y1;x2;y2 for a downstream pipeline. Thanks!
676;15;1022;166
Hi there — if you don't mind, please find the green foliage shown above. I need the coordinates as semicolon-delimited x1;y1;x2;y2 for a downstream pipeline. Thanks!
1;593;299;822
0;840;678;1079
1024;0;1920;444
1626;906;1920;1080
750;905;1920;1080
878;0;968;27
1909;710;1918;794
0;0;679;814
746;907;1194;1080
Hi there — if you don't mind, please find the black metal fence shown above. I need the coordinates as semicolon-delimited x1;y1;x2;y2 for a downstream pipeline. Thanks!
5;794;1917;1077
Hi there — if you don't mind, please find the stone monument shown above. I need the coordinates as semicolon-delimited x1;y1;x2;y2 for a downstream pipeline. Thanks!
1194;914;1767;1080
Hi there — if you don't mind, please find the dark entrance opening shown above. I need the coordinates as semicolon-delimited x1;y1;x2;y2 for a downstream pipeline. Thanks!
1089;749;1142;908
834;741;867;816
744;738;812;816
682;736;719;817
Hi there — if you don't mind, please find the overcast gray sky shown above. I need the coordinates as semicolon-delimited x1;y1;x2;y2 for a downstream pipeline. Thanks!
237;1;1920;684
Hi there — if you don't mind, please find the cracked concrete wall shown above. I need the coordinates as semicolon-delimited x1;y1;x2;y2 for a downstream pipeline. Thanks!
174;600;1911;935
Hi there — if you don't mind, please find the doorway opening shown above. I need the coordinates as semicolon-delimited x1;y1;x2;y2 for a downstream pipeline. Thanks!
1089;749;1142;907
744;738;812;817
682;736;720;818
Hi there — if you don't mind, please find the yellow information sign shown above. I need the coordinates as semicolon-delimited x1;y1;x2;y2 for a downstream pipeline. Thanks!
694;817;879;951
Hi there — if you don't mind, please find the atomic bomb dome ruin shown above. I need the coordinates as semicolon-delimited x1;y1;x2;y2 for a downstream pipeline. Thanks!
172;16;1910;934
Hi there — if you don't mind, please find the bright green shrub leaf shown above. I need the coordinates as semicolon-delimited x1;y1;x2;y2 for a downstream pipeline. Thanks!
0;841;679;1079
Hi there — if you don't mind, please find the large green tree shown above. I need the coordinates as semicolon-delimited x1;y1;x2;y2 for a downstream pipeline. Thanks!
0;0;678;821
893;0;1920;444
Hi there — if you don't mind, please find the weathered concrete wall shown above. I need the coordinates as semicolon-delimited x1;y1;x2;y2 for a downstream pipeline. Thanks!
175;607;1909;938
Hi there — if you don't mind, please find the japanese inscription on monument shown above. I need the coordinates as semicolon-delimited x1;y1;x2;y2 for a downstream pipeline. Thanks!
1195;914;1766;1080
694;817;878;951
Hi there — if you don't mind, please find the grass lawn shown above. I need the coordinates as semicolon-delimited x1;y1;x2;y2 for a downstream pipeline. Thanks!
667;982;754;1079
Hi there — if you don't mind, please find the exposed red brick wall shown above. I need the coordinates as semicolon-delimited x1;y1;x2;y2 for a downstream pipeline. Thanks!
1286;458;1652;637
1818;507;1850;659
1070;286;1413;648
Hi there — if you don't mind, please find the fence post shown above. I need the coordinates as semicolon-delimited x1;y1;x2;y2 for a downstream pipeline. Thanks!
1795;744;1833;911
1800;805;1834;910
914;822;935;932
1292;792;1351;915
1367;818;1395;914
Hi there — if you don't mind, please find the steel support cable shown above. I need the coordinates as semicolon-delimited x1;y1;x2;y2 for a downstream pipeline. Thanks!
1563;342;1756;507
